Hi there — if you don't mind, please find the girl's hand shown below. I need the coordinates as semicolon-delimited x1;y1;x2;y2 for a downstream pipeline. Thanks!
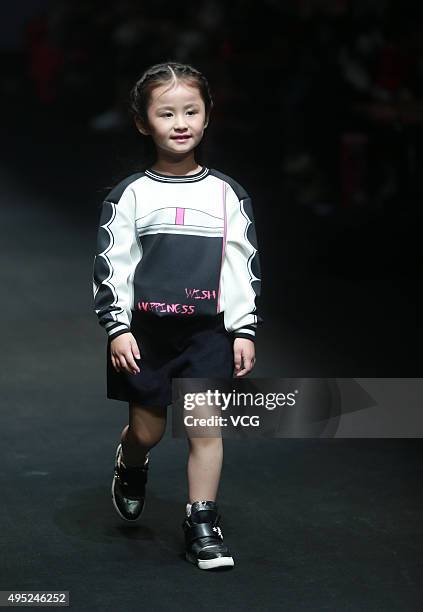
233;338;256;377
110;333;141;375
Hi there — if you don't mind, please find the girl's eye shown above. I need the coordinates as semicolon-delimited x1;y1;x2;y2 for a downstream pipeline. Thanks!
161;111;197;117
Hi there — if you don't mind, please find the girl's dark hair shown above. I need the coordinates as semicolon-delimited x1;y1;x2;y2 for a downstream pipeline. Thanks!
129;61;214;126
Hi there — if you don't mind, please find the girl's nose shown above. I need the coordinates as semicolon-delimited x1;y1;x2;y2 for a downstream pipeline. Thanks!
174;116;188;129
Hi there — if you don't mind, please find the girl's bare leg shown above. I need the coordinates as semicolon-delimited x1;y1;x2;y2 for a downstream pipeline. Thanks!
185;395;223;502
187;436;223;502
120;402;167;467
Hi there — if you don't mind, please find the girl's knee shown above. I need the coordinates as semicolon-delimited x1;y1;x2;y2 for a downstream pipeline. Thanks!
129;425;165;449
128;403;167;445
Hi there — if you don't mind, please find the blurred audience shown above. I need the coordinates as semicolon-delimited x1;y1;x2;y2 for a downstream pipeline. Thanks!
3;0;422;214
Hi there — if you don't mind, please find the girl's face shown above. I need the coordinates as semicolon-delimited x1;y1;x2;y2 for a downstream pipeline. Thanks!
136;80;208;158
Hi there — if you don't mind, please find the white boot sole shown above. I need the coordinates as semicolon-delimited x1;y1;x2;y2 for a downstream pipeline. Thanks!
186;552;235;569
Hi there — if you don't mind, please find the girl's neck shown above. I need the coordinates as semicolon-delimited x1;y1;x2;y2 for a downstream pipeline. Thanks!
150;154;202;176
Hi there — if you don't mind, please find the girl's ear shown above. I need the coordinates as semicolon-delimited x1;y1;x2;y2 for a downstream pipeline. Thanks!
135;117;150;136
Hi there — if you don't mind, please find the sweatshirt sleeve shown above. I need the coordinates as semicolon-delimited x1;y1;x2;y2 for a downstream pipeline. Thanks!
92;184;140;341
220;182;263;342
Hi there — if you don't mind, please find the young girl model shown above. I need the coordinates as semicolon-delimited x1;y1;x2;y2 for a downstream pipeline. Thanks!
92;62;263;570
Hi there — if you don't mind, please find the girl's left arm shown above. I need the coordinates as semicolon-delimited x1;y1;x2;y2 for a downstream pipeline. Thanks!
220;182;263;345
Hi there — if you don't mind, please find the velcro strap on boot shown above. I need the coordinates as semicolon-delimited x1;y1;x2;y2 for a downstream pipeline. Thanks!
185;522;216;544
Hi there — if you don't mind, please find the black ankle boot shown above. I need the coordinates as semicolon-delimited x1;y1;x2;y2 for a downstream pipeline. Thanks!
182;500;234;569
111;443;149;522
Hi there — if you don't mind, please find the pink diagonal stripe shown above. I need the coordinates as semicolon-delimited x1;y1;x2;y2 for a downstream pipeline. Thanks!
217;181;227;313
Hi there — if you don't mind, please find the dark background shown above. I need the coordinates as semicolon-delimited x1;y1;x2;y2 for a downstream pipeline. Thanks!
1;1;422;610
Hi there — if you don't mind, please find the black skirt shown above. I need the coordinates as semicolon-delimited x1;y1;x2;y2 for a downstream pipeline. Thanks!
106;311;235;408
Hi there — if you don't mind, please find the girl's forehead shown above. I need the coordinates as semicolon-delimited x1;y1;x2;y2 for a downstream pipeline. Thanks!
150;81;203;107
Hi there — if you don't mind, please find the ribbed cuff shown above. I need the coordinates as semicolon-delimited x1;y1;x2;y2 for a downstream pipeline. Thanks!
108;327;131;341
233;325;256;342
104;321;131;341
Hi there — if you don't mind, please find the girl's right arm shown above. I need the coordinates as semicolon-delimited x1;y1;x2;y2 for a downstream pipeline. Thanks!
110;333;140;375
92;183;141;374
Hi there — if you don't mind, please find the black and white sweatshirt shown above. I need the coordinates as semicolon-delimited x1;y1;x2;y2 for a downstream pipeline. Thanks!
92;166;263;342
